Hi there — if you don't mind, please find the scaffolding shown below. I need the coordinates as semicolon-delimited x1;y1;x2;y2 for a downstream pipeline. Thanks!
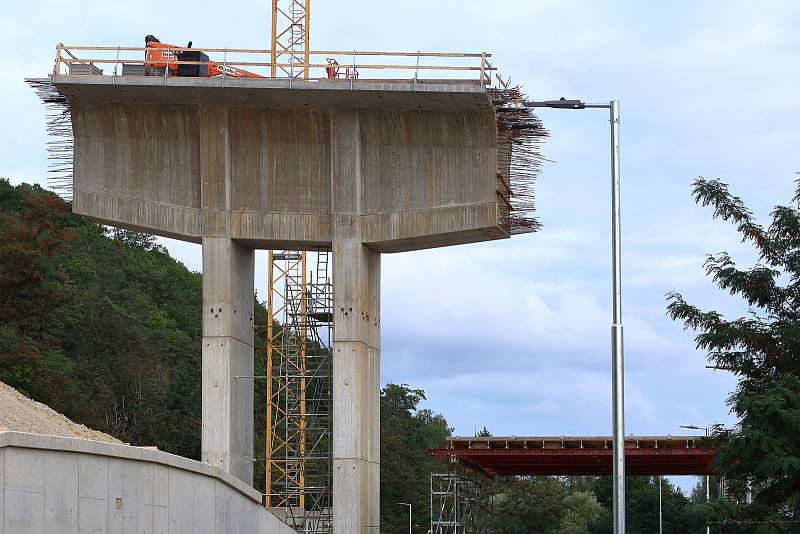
431;472;493;534
266;250;333;533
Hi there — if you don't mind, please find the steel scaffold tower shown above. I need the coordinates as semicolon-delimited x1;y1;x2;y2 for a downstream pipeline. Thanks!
266;250;333;533
431;472;493;534
271;0;311;79
267;3;329;531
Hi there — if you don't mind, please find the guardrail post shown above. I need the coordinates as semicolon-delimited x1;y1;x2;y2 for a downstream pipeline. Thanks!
414;51;420;91
53;43;62;77
350;50;356;90
113;45;120;81
164;47;170;85
480;52;486;91
223;47;227;87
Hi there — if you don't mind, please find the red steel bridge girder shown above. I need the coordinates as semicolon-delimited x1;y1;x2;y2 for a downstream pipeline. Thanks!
428;436;718;478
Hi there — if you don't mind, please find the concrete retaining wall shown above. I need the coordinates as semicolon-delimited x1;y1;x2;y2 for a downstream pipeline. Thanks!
0;432;293;534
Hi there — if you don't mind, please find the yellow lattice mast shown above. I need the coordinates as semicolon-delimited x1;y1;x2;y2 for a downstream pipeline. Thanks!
271;0;311;79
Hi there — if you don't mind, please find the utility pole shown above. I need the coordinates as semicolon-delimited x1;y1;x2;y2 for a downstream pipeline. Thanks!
523;98;625;533
658;476;663;534
680;423;715;534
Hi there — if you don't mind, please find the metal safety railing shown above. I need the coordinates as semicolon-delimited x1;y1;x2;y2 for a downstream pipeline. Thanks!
53;43;496;87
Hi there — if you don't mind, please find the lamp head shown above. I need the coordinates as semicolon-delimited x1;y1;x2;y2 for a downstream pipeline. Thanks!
523;97;586;109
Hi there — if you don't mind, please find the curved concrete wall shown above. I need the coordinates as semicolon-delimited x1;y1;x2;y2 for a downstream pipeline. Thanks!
0;432;293;534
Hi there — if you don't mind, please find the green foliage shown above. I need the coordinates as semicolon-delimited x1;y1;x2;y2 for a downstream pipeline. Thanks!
559;492;604;534
495;476;595;533
380;383;451;532
0;179;203;456
476;425;493;437
667;177;800;531
494;475;701;534
590;476;704;533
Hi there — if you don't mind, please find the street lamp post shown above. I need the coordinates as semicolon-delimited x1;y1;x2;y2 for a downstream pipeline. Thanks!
398;502;411;534
523;98;625;534
658;475;663;534
680;424;714;534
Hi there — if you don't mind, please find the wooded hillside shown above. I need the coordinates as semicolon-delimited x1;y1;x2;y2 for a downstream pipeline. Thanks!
1;180;710;532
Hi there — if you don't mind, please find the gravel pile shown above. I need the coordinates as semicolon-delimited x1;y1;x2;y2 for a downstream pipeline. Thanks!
0;380;122;444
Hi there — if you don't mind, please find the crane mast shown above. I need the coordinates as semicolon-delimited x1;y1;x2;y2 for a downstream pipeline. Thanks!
271;0;311;79
266;4;332;533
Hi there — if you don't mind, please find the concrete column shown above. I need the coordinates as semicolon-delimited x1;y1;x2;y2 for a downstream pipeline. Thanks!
201;236;255;484
330;111;381;532
199;107;255;485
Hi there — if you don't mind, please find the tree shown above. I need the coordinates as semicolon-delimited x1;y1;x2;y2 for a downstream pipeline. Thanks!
0;179;204;456
588;476;703;533
108;227;160;250
558;492;604;534
667;177;800;531
494;476;603;534
380;383;451;532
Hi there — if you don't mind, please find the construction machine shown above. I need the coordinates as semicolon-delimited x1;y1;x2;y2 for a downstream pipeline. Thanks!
144;35;264;78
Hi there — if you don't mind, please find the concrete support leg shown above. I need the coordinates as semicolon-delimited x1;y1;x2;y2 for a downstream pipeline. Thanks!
201;236;255;485
330;110;381;532
332;227;381;533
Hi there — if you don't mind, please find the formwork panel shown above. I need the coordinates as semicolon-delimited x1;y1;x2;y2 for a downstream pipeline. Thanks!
227;109;330;215
72;103;201;210
192;475;216;534
44;451;79;533
5;448;45;534
78;454;109;533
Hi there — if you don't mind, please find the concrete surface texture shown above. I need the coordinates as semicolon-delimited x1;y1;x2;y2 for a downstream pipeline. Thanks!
59;76;507;252
0;431;294;534
201;237;255;483
0;381;121;444
54;75;511;533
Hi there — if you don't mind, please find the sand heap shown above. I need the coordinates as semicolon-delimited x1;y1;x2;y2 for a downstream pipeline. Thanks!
0;380;122;444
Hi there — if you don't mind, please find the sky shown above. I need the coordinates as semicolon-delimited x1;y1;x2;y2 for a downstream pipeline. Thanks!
3;0;800;480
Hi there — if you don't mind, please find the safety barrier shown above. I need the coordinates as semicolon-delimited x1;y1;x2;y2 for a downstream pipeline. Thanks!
53;43;496;87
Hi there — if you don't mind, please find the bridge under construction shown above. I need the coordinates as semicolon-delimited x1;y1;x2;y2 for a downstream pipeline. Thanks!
430;435;717;477
27;21;547;531
17;1;705;533
428;435;718;533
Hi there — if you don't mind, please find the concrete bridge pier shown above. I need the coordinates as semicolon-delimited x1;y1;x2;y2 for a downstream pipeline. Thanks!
332;233;381;532
331;111;381;532
201;236;255;484
48;75;529;533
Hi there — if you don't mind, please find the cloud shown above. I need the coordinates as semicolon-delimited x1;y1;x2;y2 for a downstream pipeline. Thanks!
5;0;796;442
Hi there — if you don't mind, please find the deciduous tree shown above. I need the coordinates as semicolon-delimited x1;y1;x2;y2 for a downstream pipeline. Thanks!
668;177;800;531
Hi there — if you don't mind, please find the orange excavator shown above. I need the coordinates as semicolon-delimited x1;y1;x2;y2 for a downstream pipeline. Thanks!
144;35;264;78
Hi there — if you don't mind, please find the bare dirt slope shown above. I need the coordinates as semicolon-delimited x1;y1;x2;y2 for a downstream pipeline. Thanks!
0;380;122;443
